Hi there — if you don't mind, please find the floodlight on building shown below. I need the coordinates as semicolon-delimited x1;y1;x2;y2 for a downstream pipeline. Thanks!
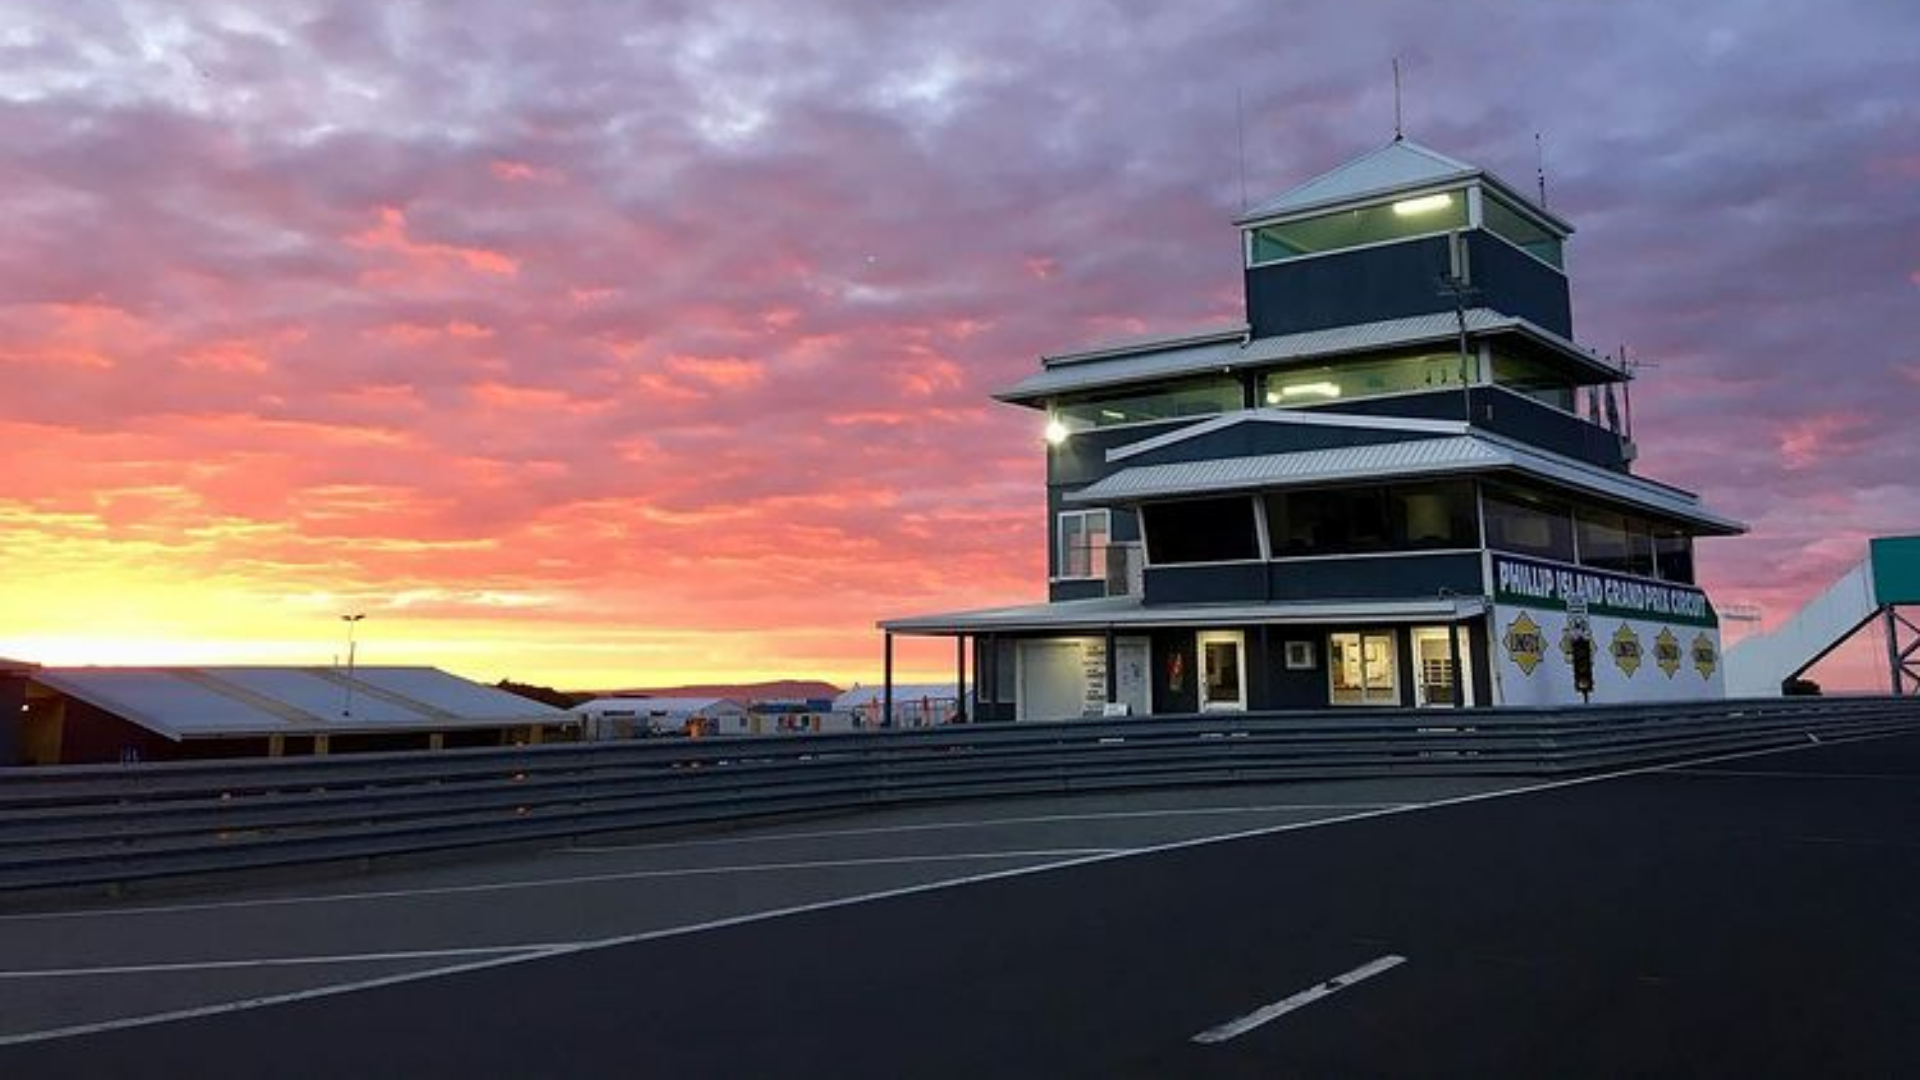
1392;192;1453;216
1044;417;1070;445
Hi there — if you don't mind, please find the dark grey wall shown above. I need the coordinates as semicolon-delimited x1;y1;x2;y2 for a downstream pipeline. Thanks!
1269;553;1484;601
0;675;23;766
1244;231;1572;339
1144;563;1269;604
1118;418;1444;469
1145;552;1484;606
1151;630;1199;714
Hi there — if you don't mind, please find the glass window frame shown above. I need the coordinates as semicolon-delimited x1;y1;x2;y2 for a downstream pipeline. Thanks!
1479;189;1566;270
1246;187;1471;268
1056;509;1111;581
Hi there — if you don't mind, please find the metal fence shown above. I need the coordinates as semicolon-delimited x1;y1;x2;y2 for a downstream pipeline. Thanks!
3;696;1916;895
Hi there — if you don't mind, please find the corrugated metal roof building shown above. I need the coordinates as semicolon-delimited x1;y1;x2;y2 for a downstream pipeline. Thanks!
13;666;572;766
881;137;1743;718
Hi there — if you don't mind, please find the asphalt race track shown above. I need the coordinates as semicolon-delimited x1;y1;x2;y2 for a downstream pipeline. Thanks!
4;729;1918;1078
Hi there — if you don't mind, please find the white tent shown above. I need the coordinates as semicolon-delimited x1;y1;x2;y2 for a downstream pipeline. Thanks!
571;697;748;738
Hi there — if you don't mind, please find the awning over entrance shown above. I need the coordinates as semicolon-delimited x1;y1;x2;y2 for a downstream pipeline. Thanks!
881;595;1488;636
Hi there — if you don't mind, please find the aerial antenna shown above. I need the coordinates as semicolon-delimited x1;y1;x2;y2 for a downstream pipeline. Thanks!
1236;87;1248;212
1534;131;1548;208
1392;58;1404;140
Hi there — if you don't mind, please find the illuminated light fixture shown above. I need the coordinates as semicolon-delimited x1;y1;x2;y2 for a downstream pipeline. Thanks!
1392;193;1453;216
1278;382;1342;399
1044;418;1070;445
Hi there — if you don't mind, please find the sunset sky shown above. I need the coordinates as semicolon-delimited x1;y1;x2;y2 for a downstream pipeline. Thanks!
1;0;1915;690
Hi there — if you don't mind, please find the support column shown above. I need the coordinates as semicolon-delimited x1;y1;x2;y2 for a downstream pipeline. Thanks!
883;632;894;729
268;734;285;758
1104;626;1118;707
314;734;331;756
955;636;967;722
1888;606;1920;696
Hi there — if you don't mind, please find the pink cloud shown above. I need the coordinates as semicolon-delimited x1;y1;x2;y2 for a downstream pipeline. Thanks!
346;206;520;279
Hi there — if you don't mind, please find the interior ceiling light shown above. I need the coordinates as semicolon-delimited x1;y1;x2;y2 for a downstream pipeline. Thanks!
1392;193;1453;216
1279;382;1342;398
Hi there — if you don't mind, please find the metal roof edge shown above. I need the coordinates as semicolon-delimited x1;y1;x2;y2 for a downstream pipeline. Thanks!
1041;324;1250;369
1106;408;1467;464
26;669;186;741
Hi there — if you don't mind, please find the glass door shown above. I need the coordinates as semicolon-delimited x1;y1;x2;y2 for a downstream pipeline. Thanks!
1411;627;1474;707
1329;631;1399;706
1196;630;1247;711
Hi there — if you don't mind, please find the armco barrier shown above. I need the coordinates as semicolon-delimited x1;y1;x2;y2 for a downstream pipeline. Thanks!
2;697;1917;894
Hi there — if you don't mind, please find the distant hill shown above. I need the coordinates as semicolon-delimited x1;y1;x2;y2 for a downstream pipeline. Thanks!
586;679;842;703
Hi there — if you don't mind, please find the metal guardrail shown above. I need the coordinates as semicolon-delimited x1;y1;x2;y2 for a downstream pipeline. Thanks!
2;697;1917;895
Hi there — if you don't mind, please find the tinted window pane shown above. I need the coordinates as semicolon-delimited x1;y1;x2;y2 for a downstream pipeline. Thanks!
1655;529;1695;584
1262;350;1466;406
1144;497;1259;564
1267;480;1478;556
1251;190;1469;265
1055;378;1243;429
1482;192;1564;268
1484;486;1575;562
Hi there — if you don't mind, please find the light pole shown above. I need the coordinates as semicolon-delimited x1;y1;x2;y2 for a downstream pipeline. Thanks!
341;613;366;717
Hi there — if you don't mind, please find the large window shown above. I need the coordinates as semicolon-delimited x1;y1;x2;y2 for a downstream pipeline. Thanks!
1481;191;1565;269
1057;510;1110;580
1249;190;1469;265
1143;497;1259;564
1265;480;1477;557
1490;348;1577;413
1330;631;1399;706
1483;485;1577;563
1654;528;1695;584
1489;483;1698;582
1262;349;1469;407
1576;509;1655;577
1052;377;1243;430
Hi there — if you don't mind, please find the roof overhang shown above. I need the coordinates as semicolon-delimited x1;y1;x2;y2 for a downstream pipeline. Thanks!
883;595;1488;636
997;309;1622;406
1063;429;1746;535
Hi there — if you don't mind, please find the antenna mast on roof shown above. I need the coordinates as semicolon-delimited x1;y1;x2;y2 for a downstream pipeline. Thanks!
1535;131;1548;208
1236;86;1248;212
1392;58;1404;140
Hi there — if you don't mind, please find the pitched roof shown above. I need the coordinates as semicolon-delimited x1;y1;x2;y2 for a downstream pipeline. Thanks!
30;666;564;741
1235;138;1574;234
1063;428;1746;534
1239;139;1478;222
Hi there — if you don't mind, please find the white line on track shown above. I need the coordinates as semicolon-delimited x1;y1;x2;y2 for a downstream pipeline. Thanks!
1191;955;1407;1044
0;726;1907;1048
1669;767;1916;781
0;849;1122;922
564;802;1414;854
0;944;571;980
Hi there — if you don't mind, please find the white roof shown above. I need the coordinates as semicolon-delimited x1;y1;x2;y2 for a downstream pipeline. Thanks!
1235;138;1573;233
834;684;969;709
31;666;565;741
571;696;743;716
884;596;1486;635
998;309;1618;403
1063;426;1745;534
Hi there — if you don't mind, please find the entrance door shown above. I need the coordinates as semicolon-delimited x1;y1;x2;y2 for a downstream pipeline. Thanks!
1115;637;1151;717
1197;630;1247;712
1329;631;1399;706
1017;640;1090;721
1411;626;1475;708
